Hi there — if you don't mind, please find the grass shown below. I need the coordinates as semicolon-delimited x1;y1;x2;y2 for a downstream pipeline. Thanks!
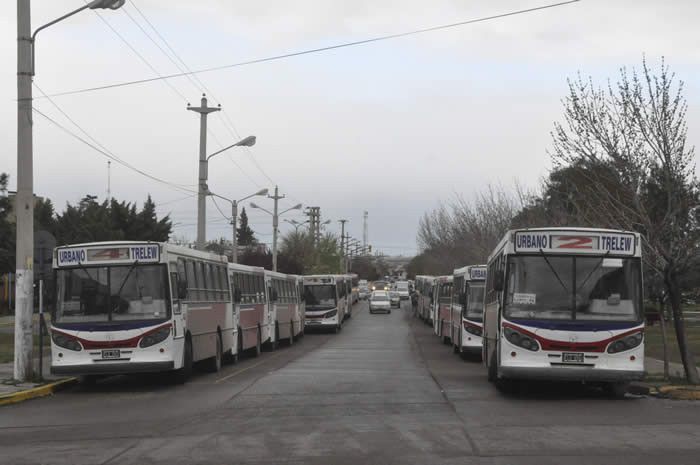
645;320;700;367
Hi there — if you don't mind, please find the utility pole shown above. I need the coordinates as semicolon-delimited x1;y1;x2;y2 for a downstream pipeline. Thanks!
339;219;347;272
363;210;368;254
107;160;111;204
269;186;284;272
15;0;34;381
230;200;238;263
306;207;321;246
188;94;220;250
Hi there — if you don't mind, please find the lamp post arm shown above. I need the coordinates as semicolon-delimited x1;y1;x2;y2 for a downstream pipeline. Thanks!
31;4;93;76
253;206;273;216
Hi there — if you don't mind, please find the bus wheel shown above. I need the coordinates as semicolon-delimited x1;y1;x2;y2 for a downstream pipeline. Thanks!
604;382;628;399
204;332;223;373
289;321;294;345
174;337;193;384
254;326;262;357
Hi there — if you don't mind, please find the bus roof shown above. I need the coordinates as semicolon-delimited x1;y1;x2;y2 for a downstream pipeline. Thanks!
487;227;642;263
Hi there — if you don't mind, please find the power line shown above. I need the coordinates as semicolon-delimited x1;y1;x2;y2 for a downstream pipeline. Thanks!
44;1;580;99
32;104;196;195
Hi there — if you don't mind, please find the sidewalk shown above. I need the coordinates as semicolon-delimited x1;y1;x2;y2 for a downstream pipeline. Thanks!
0;356;76;406
646;357;696;378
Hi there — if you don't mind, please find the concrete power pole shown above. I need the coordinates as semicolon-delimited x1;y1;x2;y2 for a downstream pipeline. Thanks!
269;186;285;272
339;219;347;272
107;160;111;204
15;0;34;381
188;94;220;251
363;210;368;255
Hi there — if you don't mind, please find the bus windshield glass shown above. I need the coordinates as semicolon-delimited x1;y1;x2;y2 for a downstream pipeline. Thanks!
504;255;641;321
304;285;337;309
465;284;485;321
54;264;170;324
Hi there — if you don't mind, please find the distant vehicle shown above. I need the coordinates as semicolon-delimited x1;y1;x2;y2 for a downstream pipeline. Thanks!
415;276;436;323
359;286;370;300
483;227;644;397
372;281;389;291
450;265;487;357
395;281;410;300
433;276;454;343
303;275;348;333
369;291;391;314
390;290;401;308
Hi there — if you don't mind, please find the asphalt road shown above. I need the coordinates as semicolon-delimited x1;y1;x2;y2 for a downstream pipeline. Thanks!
2;301;700;465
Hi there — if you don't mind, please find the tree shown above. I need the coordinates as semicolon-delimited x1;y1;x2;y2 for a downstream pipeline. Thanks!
236;207;256;246
551;58;700;382
0;173;14;275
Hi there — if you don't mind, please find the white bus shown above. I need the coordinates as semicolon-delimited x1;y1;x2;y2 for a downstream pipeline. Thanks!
483;228;644;396
51;241;234;383
415;276;435;323
450;265;487;357
229;263;268;357
433;275;454;343
266;270;304;347
303;275;348;332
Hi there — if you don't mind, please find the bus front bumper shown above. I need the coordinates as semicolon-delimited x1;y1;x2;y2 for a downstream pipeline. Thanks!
499;366;645;383
51;361;175;376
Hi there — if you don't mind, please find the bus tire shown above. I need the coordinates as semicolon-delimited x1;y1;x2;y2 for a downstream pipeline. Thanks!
604;382;628;399
388;310;391;314
254;326;262;357
487;342;497;383
174;336;193;384
289;321;294;345
204;331;223;373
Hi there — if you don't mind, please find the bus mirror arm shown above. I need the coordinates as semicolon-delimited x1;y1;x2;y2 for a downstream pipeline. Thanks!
493;272;504;292
234;288;242;303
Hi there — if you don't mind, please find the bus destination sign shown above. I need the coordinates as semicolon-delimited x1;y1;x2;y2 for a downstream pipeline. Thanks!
57;244;160;267
514;231;636;256
469;266;487;280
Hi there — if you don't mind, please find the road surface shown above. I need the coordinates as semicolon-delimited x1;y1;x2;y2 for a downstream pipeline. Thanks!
2;301;700;464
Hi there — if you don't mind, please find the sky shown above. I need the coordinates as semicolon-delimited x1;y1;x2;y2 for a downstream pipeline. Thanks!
1;0;699;256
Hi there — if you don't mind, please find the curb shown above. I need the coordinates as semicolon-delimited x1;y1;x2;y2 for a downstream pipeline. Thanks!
0;377;78;406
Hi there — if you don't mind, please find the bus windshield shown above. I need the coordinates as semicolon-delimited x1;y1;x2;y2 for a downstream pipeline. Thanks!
304;285;337;309
54;264;170;324
465;284;485;321
504;255;641;322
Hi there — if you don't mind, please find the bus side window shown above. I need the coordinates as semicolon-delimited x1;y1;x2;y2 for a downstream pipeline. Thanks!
185;259;197;302
219;267;230;301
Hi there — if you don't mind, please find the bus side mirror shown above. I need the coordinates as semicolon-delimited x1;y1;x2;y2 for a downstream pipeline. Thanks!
429;291;433;299
493;272;504;292
234;287;242;303
460;292;467;306
272;288;279;302
177;280;188;300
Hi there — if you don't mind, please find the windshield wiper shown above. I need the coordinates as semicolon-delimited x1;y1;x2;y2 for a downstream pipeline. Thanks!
538;249;569;293
576;250;611;294
111;260;139;312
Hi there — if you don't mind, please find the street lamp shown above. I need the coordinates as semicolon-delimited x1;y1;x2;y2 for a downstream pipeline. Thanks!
208;188;268;263
284;219;309;233
14;0;126;381
250;190;302;271
194;134;256;250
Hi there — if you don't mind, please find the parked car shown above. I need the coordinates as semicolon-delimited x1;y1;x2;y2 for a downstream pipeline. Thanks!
369;291;391;314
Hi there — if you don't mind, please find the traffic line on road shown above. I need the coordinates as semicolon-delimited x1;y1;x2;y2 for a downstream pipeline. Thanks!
214;352;284;384
0;377;77;407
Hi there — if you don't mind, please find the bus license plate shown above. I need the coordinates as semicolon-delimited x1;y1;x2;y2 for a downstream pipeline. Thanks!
562;352;584;363
101;349;121;359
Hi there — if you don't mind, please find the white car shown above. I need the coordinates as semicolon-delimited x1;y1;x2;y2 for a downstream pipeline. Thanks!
389;290;401;308
369;291;392;314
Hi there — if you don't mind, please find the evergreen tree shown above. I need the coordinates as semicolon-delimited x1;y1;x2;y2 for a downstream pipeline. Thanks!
0;173;14;274
236;207;256;246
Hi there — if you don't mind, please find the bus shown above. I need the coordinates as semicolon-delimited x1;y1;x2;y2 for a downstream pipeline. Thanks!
51;241;234;383
432;275;454;343
303;275;348;332
483;228;644;396
229;263;268;357
414;276;435;323
266;270;304;347
450;265;487;357
350;273;360;305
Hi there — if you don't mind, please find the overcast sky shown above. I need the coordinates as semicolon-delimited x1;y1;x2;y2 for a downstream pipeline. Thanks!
1;0;698;256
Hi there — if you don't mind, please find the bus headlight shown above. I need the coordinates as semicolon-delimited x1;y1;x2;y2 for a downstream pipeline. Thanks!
324;309;338;319
463;322;482;336
504;327;539;352
52;332;82;352
139;325;171;348
607;331;643;354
